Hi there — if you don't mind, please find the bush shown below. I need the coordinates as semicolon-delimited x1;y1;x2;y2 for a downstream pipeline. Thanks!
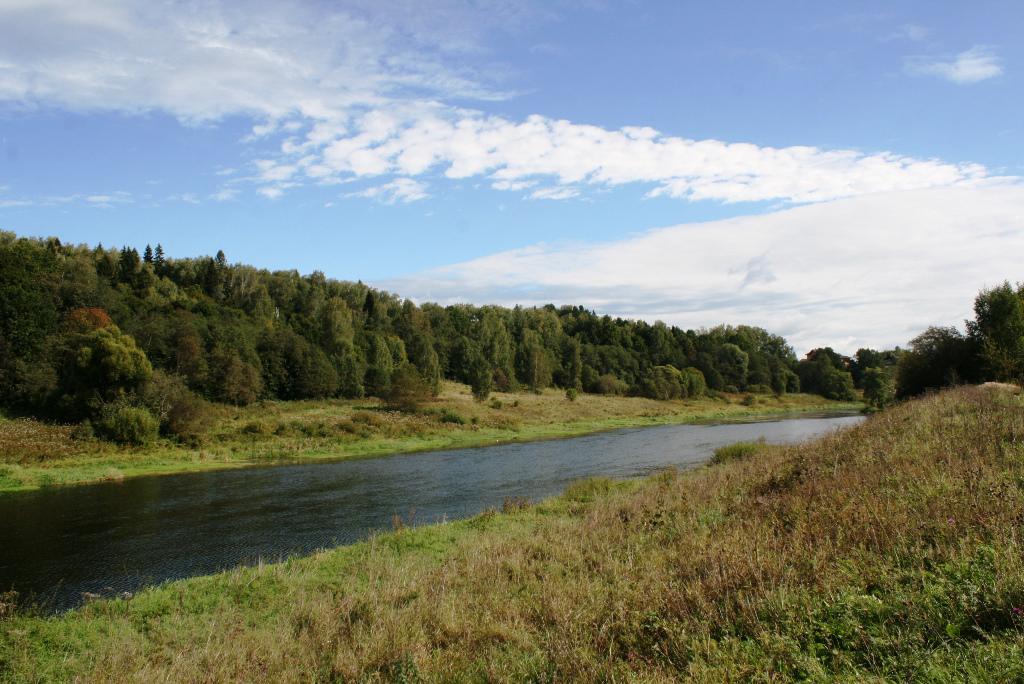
711;439;766;465
241;420;274;436
384;363;431;412
747;383;774;395
564;476;614;503
69;419;95;441
97;403;159;445
351;411;385;427
438;409;465;425
565;387;578;402
489;398;503;409
589;373;628;395
639;365;707;400
141;370;211;440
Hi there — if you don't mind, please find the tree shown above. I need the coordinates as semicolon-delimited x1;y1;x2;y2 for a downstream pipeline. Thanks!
862;367;895;408
385;363;431;411
153;244;166;274
715;343;749;391
798;349;856;400
58;325;153;417
896;327;978;398
968;282;1024;381
143;245;154;264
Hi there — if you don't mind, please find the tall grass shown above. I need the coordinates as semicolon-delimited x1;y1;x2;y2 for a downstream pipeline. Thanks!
3;386;1020;681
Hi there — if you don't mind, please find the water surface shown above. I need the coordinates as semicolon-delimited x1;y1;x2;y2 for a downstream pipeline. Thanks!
0;412;862;611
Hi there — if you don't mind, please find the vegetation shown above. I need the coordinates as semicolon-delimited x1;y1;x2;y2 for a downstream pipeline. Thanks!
2;385;1022;681
0;232;856;451
0;382;855;493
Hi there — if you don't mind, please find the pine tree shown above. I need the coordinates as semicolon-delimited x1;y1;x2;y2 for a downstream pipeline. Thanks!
153;244;165;274
143;244;153;264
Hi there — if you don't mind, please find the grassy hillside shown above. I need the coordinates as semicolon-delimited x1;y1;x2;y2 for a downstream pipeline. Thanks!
3;386;1022;682
0;383;855;493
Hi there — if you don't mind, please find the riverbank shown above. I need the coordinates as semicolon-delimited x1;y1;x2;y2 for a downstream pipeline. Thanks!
0;383;858;493
2;385;1021;681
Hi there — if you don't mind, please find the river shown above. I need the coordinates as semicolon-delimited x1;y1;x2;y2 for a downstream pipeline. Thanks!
0;412;862;611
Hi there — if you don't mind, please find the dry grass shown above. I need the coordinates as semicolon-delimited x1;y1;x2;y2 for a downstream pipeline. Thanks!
7;387;1021;681
0;418;91;463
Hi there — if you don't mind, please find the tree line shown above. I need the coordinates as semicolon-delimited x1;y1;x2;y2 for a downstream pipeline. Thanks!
0;232;912;443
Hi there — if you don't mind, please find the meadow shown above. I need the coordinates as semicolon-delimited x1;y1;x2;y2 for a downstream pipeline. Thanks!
2;385;1021;681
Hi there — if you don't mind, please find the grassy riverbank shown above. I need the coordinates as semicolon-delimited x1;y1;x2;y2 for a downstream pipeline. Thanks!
0;383;857;493
2;385;1022;681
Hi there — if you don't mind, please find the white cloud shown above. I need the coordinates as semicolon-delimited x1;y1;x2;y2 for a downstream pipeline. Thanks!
257;186;285;200
380;182;1024;355
0;1;997;205
210;187;238;202
84;191;133;207
906;46;1003;84
349;178;429;203
530;186;579;200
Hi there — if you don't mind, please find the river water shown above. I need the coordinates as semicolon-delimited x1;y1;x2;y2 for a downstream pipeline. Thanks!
0;412;862;611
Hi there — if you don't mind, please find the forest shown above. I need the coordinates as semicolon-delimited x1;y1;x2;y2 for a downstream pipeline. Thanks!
0;231;1019;444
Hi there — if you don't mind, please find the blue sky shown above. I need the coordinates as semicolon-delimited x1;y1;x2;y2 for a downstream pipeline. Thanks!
1;1;1022;352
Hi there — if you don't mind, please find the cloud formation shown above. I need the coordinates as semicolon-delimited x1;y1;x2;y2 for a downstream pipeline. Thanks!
0;1;995;204
381;182;1024;355
906;46;1003;84
350;178;429;203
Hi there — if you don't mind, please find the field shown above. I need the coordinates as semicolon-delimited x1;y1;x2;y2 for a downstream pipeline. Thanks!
0;383;856;493
1;385;1021;682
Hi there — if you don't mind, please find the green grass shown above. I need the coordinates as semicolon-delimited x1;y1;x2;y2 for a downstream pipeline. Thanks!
1;385;1021;682
0;383;859;493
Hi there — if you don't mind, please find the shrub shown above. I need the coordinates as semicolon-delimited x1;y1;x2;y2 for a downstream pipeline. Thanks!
711;439;766;465
141;370;211;440
565;387;578;402
438;409;465;425
241;420;274;436
589;373;628;395
564;476;614;503
351;411;384;427
384;363;431;412
70;419;95;441
741;394;757;406
639;365;707;400
863;367;896;408
489;398;503;410
747;383;774;395
97;403;159;445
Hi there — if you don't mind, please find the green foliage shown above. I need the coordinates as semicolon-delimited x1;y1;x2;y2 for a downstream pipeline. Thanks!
798;349;857;401
96;402;159;445
968;281;1024;381
385;363;432;412
638;365;707;400
710;438;766;464
862;367;895;408
563;476;614;502
437;408;465;425
897;326;978;398
0;232;859;431
565;387;578;402
140;370;212;439
58;325;153;417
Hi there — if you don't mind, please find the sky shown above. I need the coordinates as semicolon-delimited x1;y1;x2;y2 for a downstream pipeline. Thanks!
1;0;1022;354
